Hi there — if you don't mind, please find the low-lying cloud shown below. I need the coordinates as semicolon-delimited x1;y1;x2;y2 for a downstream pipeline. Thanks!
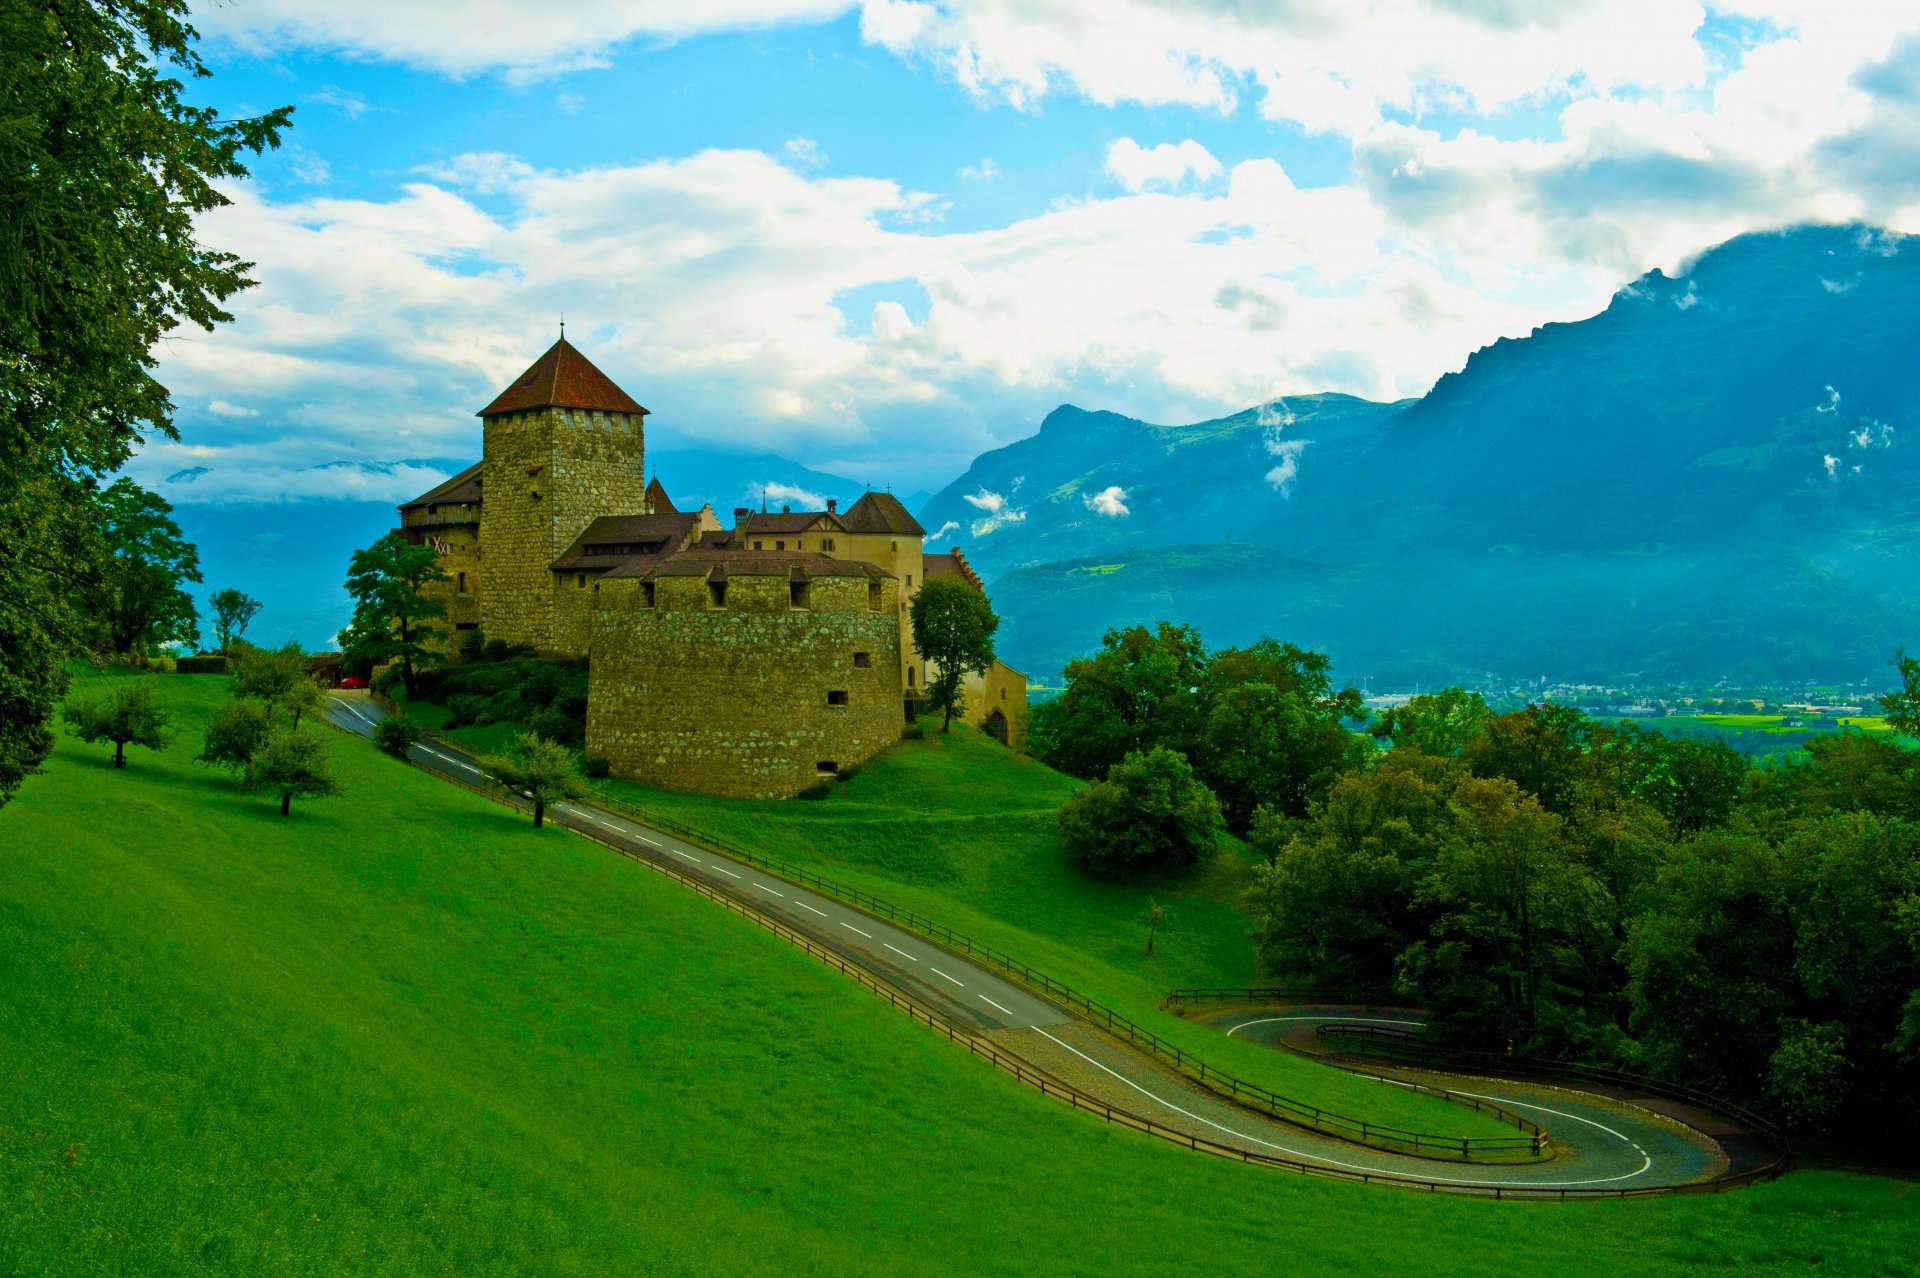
1082;485;1130;516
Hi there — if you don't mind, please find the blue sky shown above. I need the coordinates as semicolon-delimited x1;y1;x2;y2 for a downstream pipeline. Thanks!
145;1;1920;515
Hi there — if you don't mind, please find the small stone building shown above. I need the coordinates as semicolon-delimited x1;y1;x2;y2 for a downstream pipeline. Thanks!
394;335;1028;797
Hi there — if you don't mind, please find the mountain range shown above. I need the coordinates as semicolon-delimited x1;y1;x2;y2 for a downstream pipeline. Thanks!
926;224;1920;685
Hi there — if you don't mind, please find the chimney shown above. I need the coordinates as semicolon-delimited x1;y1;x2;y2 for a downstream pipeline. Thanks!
826;498;838;514
782;504;791;513
733;506;750;525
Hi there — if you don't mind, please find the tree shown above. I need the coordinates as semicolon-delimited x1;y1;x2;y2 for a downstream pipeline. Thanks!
374;713;425;759
1879;648;1920;738
232;640;324;727
1371;687;1491;757
1460;703;1591;815
340;534;450;699
60;679;173;768
0;1;287;805
90;478;201;654
908;575;999;732
241;727;342;816
1027;623;1210;778
210;588;262;650
1198;680;1368;828
1058;747;1223;877
1139;898;1175;958
478;732;589;829
198;697;273;771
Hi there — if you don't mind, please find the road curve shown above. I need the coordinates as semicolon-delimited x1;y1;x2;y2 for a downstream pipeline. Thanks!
325;694;1736;1194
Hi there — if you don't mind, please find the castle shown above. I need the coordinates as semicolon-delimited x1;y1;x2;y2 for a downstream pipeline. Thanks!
394;336;1026;798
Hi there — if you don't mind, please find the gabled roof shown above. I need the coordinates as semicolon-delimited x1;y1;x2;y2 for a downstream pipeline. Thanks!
399;461;483;509
477;337;649;418
924;546;984;590
550;512;699;571
840;491;924;536
609;549;889;581
644;476;676;514
738;509;845;537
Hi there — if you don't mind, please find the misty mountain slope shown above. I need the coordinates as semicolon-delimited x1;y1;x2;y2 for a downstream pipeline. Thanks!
958;224;1920;682
917;394;1407;568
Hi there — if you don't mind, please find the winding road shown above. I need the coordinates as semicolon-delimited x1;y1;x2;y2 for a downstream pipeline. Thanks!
325;693;1753;1196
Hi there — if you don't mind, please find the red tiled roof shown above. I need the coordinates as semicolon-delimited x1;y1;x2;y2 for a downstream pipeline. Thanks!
549;513;701;571
609;548;888;581
738;510;845;537
476;338;649;418
841;491;924;536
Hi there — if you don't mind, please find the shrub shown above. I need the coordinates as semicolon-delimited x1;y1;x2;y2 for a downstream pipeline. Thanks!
371;666;405;696
458;627;487;663
374;714;425;759
1058;747;1224;878
902;722;927;741
483;638;510;663
176;655;229;675
582;755;611;779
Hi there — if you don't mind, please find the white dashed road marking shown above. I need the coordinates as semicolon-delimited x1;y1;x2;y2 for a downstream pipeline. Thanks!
794;901;830;918
753;883;784;897
842;922;873;938
883;943;919;962
708;865;741;880
931;968;965;988
978;995;1013;1015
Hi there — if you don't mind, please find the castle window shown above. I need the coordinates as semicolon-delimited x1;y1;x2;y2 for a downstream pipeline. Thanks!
577;573;587;589
906;574;913;589
1002;688;1008;701
867;580;882;611
753;541;763;550
529;489;541;502
907;667;916;687
853;652;871;668
827;690;849;706
789;579;810;609
455;622;478;631
816;761;838;773
776;540;786;551
642;581;656;607
457;571;468;593
823;538;835;552
708;580;727;608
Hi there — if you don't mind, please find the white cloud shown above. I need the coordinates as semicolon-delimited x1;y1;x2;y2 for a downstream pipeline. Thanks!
923;518;960;541
962;487;1008;511
958;158;1002;180
307;84;371;116
1104;138;1222;192
206;400;260;418
1082;485;1129;516
556;91;585;114
784;137;827;168
1264;439;1307;495
156;460;453;504
962;486;1025;534
192;0;855;80
752;480;829;508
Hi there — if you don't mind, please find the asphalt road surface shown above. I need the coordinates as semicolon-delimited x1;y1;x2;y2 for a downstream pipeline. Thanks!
325;693;1737;1194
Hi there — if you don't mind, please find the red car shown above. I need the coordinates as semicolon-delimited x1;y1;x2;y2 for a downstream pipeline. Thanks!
338;675;370;689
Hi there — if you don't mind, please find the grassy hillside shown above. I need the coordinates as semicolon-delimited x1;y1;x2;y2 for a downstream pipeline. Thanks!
6;669;1918;1275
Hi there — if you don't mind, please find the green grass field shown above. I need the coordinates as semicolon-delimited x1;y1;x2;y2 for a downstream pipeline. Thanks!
6;670;1917;1275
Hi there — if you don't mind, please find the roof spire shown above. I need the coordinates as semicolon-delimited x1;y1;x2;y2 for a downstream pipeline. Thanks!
559;312;565;341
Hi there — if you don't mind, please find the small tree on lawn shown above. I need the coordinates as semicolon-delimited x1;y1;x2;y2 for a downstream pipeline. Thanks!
242;727;342;816
340;533;449;699
209;588;262;650
198;697;273;771
233;639;324;727
61;680;174;768
374;713;425;759
909;575;1000;732
479;731;588;829
1059;747;1223;878
1138;898;1176;958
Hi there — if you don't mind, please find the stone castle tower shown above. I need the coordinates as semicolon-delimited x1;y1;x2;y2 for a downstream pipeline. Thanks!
477;337;650;650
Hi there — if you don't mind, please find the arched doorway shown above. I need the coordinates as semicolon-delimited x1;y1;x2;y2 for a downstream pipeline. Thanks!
984;708;1009;744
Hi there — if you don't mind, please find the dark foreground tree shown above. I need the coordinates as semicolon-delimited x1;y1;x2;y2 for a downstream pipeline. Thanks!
61;679;174;768
1058;747;1223;877
0;1;288;806
91;478;201;654
210;588;262;650
1026;622;1209;778
340;535;449;699
479;732;588;829
908;575;999;732
242;728;342;816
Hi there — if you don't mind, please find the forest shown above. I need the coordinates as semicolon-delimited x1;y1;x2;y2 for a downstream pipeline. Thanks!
1030;624;1920;1139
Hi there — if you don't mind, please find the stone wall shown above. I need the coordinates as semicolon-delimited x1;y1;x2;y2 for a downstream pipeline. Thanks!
397;516;481;660
965;658;1029;747
480;406;645;652
587;574;904;798
551;572;600;658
